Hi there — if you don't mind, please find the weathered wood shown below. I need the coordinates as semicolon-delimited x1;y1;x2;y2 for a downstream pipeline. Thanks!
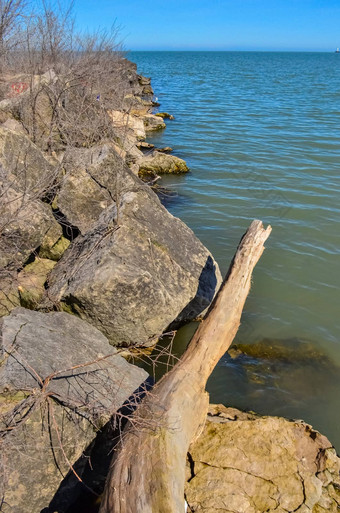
100;220;272;513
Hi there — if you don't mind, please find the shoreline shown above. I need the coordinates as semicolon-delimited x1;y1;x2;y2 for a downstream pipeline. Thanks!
0;54;223;511
1;52;340;512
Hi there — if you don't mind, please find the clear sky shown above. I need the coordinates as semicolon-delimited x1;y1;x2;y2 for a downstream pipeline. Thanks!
72;0;340;51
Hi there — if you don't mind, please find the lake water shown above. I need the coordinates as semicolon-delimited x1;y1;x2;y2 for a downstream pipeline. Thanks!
130;51;340;449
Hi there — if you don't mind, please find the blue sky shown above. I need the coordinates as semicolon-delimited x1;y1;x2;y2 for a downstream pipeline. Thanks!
73;0;340;51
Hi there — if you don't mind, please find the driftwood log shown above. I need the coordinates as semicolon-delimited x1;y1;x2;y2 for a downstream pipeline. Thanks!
100;219;272;513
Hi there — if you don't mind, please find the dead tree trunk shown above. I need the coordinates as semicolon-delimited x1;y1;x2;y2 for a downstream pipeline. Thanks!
100;219;272;513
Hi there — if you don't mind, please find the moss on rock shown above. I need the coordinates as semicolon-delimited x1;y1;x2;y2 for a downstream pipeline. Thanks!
39;235;70;261
155;112;174;120
18;258;57;309
139;151;189;176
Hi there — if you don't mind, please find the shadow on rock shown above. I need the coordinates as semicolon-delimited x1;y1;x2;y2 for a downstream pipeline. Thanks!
43;377;154;513
169;255;218;329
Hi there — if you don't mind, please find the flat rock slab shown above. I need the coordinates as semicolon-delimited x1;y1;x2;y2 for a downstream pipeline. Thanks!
186;404;340;513
0;308;148;513
0;307;148;420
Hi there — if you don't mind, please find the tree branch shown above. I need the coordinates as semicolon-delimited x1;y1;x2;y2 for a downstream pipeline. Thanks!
100;219;272;513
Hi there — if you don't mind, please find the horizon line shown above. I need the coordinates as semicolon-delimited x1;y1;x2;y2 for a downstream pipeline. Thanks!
129;49;337;53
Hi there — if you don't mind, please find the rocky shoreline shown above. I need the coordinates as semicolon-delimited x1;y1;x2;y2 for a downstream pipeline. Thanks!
0;59;221;347
0;57;339;512
0;57;222;511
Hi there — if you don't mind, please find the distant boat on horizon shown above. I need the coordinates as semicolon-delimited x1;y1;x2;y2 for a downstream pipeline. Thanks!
336;48;340;53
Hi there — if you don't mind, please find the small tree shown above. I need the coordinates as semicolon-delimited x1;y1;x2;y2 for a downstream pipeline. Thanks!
0;0;27;69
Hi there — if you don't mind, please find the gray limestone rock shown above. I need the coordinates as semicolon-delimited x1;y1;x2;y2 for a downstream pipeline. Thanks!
0;307;148;512
0;307;148;415
45;144;221;346
0;126;62;282
0;186;62;271
57;147;114;234
0;126;59;198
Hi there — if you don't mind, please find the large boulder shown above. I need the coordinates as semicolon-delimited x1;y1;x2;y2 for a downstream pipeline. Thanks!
45;144;221;346
0;126;59;197
0;126;63;288
56;147;114;234
186;404;340;513
0;307;148;512
0;186;62;271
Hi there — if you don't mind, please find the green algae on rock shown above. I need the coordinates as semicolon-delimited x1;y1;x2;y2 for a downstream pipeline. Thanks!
229;337;332;365
139;151;189;178
39;235;70;261
155;112;175;120
18;258;57;309
143;113;166;132
44;144;220;347
0;274;20;318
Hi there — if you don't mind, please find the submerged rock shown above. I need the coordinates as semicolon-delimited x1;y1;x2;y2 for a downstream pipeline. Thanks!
208;338;340;432
186;404;340;513
155;112;175;120
0;307;148;512
229;337;332;364
139;151;189;178
224;338;337;403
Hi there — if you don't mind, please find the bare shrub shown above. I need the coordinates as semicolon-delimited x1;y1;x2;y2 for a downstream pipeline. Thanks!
0;0;28;68
2;1;129;151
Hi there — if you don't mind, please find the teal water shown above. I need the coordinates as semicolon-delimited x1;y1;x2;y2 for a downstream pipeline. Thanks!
131;52;340;449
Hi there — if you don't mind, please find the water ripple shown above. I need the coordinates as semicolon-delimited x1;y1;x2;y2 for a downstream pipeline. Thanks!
132;51;340;448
